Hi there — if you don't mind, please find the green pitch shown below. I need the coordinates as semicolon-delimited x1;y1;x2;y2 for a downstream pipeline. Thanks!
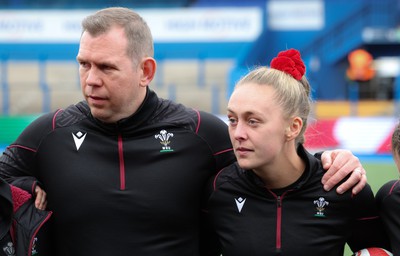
364;162;398;194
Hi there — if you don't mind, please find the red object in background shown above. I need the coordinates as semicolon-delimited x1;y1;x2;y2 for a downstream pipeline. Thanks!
377;127;395;154
304;119;340;150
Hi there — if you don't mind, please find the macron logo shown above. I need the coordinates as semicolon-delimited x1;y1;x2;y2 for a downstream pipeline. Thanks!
235;197;246;213
72;131;87;151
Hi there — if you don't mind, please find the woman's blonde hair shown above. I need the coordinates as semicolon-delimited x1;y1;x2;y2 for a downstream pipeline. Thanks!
235;66;312;146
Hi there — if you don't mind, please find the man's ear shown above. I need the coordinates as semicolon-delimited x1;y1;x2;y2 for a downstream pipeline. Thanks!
140;57;157;87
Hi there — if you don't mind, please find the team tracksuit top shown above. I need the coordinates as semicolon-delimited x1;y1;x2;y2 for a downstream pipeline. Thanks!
0;88;235;255
204;145;390;256
376;179;400;256
0;178;52;256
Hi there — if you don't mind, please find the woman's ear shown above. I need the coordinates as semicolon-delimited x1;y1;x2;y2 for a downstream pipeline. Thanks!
286;117;303;140
139;57;157;87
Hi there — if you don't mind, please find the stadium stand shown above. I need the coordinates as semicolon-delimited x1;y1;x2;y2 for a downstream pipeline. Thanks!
7;61;40;90
0;0;399;117
45;61;78;90
152;58;233;113
9;89;43;115
162;59;200;88
45;61;83;111
203;59;233;89
7;61;44;114
0;0;195;9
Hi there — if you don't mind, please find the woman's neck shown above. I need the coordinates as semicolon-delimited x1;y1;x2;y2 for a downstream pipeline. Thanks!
253;146;305;189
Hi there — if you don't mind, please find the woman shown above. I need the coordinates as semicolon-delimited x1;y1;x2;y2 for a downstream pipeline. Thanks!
376;120;400;256
203;49;390;255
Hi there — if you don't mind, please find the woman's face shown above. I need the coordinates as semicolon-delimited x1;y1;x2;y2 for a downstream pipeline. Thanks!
227;83;291;171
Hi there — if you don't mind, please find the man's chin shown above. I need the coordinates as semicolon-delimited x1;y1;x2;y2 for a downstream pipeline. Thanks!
90;110;111;123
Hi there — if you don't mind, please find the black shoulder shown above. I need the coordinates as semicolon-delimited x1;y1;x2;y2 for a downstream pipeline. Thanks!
214;163;243;189
197;112;227;134
376;180;400;206
152;98;199;130
13;110;59;148
12;102;88;149
197;111;235;169
53;101;89;129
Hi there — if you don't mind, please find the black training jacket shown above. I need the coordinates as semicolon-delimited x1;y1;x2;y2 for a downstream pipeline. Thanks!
204;145;391;256
0;178;52;256
376;179;400;256
0;88;235;255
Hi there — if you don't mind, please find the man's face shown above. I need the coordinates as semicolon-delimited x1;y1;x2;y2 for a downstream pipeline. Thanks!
77;26;146;123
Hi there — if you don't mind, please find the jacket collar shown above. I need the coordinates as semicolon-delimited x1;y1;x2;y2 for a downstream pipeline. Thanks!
77;87;159;133
245;144;321;192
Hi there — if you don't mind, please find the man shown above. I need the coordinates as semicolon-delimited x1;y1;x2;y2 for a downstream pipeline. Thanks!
0;7;366;255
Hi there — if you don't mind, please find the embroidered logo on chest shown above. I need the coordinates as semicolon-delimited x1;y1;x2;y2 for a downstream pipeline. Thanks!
235;197;246;213
72;131;87;151
313;197;329;217
3;241;15;256
155;130;174;152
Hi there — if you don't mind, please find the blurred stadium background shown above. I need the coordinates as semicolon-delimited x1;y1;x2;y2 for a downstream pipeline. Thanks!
1;1;399;172
1;1;399;254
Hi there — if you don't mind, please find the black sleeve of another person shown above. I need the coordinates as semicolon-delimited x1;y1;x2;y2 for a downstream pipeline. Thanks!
199;175;221;256
347;183;391;252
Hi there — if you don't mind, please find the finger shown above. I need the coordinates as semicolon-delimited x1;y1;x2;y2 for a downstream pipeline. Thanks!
320;151;334;184
335;167;365;194
39;191;47;210
321;150;352;185
34;185;42;194
320;150;333;169
322;151;358;191
39;201;48;211
323;161;355;191
35;196;43;209
34;187;47;210
351;171;367;195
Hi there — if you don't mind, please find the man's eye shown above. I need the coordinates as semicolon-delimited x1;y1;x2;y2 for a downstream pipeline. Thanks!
100;65;114;71
228;118;237;124
248;119;257;125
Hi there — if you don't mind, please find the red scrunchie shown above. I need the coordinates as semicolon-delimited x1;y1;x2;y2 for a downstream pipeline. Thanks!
270;49;305;80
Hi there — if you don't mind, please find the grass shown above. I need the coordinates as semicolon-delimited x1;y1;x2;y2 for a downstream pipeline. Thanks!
344;160;398;255
364;162;399;194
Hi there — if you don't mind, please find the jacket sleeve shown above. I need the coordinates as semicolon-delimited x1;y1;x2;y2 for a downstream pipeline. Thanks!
376;180;400;255
199;175;222;256
197;111;235;172
197;112;233;254
347;183;392;252
0;112;55;193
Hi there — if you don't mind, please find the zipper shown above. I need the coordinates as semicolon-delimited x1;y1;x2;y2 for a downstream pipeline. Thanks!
267;189;292;252
118;134;126;190
28;211;53;256
276;195;282;250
